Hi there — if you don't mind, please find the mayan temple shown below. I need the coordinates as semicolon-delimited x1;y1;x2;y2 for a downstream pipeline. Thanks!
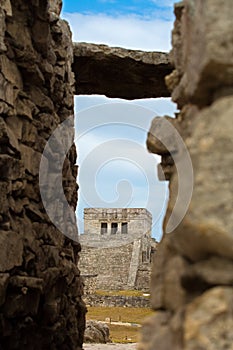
0;0;232;349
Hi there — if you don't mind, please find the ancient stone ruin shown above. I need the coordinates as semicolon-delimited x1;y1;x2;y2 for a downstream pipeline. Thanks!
139;2;233;350
0;0;232;349
0;1;86;349
79;208;156;292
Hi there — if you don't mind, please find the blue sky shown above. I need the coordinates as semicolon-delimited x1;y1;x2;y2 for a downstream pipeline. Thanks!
62;0;174;20
61;1;176;240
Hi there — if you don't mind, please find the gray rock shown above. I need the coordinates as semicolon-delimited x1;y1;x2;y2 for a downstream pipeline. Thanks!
85;320;110;344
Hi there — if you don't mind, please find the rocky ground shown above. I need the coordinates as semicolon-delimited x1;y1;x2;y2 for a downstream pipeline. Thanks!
83;344;137;350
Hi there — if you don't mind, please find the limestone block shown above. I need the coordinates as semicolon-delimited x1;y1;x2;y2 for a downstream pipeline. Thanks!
0;182;9;214
6;21;34;55
1;0;12;16
139;312;182;350
166;96;233;261
0;9;7;53
24;202;45;222
0;273;9;306
0;117;20;153
0;73;15;107
20;144;41;176
73;42;172;99
184;287;233;350
9;276;43;291
16;98;34;120
0;231;23;272
0;155;23;180
0;55;23;89
22;120;38;145
150;234;189;311
32;222;65;247
3;289;41;317
171;0;233;106
147;116;181;156
28;86;54;113
182;257;233;288
6;116;23;140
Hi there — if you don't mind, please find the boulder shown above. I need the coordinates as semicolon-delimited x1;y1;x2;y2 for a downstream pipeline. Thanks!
84;320;110;344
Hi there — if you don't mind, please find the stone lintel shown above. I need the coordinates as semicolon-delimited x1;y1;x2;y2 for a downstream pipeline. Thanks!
73;42;173;99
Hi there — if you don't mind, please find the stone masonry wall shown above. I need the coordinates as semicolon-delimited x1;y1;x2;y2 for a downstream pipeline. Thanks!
79;232;153;291
79;244;134;291
83;208;152;237
140;1;233;350
0;1;85;349
84;294;150;308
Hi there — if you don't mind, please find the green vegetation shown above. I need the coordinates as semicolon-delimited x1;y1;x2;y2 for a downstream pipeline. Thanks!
86;306;153;324
108;324;139;343
95;289;150;297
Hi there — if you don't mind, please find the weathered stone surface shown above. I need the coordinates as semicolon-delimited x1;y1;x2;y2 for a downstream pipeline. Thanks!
139;311;183;350
168;0;233;107
0;0;85;349
73;43;173;99
184;287;233;350
0;231;23;271
150;234;189;312
182;257;233;288
0;55;23;89
84;294;150;308
80;208;155;292
166;96;233;262
143;2;233;350
0;273;9;306
84;321;110;344
0;8;7;53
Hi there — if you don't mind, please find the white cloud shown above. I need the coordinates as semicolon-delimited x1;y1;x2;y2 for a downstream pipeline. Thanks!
150;0;174;7
62;12;173;51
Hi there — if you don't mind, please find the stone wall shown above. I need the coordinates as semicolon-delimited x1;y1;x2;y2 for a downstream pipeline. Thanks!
79;208;154;291
140;1;233;349
79;243;135;291
83;208;152;237
84;295;150;308
0;1;85;349
79;235;154;291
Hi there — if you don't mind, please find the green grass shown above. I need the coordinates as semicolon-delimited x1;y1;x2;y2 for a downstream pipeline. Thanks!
87;306;154;343
108;324;139;343
95;289;149;297
86;306;153;324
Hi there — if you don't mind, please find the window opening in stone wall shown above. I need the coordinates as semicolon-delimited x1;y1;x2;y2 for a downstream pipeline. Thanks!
147;246;150;260
121;222;128;234
111;222;118;234
142;251;147;263
100;222;108;234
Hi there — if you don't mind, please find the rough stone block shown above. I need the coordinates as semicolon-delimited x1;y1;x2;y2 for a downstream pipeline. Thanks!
0;273;9;306
184;287;233;350
139;311;182;350
0;155;23;180
171;0;233;106
0;231;23;272
20;144;41;176
166;96;233;261
0;55;23;89
73;42;173;99
150;234;189;311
